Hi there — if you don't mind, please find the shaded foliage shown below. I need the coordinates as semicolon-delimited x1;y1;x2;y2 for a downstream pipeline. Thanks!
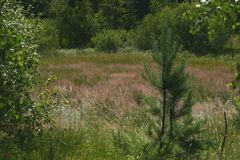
18;0;52;18
135;7;176;51
91;29;127;53
49;0;98;48
0;0;52;153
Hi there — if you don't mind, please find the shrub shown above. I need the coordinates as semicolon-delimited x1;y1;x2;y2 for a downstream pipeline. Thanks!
137;2;237;54
91;29;127;53
0;0;52;153
208;14;232;52
134;14;157;51
37;20;59;54
50;0;99;48
175;3;210;53
175;2;237;54
134;7;176;51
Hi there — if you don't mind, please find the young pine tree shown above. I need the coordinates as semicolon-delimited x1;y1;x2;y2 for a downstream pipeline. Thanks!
143;20;205;159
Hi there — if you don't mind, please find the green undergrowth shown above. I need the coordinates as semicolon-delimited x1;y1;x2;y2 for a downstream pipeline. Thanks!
8;93;240;160
41;49;238;67
41;50;152;65
16;128;125;160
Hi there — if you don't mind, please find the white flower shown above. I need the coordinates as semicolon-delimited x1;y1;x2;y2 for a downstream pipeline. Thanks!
195;4;201;8
201;0;207;3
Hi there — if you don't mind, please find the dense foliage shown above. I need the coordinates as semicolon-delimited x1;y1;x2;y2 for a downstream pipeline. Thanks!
18;0;52;18
176;1;239;53
0;0;52;153
136;1;239;54
134;7;176;51
37;20;59;52
49;0;98;48
18;0;239;54
91;29;127;52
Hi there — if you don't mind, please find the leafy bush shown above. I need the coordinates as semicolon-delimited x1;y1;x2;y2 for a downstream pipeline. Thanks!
208;14;231;52
137;2;238;54
175;3;210;53
0;0;52;153
91;29;127;53
37;20;59;53
175;1;238;54
50;0;99;48
134;7;176;51
134;14;157;51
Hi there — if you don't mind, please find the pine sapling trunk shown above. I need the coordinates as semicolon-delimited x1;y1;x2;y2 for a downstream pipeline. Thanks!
161;63;167;137
169;106;174;138
160;87;167;140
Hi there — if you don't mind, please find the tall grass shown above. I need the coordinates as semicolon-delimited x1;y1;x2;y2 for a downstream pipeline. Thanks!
20;128;124;160
12;91;240;160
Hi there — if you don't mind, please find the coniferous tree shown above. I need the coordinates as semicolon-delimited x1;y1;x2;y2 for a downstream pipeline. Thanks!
98;0;125;29
123;0;151;29
144;19;206;159
98;0;151;30
50;0;98;48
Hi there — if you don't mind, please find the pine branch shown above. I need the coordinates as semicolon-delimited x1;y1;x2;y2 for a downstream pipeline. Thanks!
143;64;161;89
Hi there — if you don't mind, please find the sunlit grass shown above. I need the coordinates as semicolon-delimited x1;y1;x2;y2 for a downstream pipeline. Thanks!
23;128;125;160
41;49;237;67
41;51;153;65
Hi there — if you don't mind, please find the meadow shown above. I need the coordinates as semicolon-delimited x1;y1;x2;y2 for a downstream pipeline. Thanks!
16;49;238;160
1;1;240;159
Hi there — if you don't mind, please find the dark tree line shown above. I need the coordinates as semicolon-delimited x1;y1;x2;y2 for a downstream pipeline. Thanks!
18;0;240;53
18;0;152;28
17;0;152;48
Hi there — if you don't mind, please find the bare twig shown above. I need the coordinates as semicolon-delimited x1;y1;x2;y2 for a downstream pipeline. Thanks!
219;112;228;160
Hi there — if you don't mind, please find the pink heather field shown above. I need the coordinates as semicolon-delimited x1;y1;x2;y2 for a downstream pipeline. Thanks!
40;51;234;115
